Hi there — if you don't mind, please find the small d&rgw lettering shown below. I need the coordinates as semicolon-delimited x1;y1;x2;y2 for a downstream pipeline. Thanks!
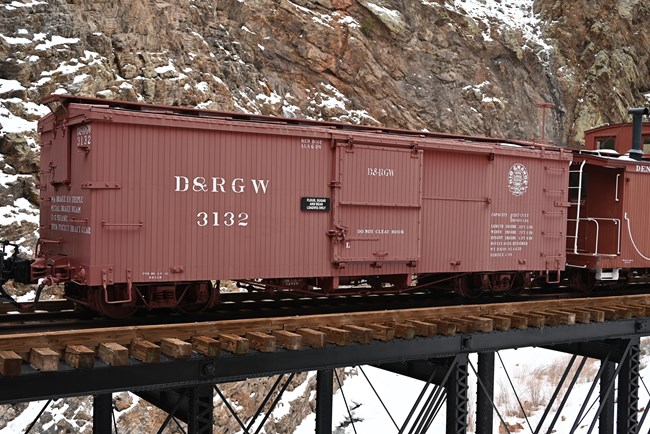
368;168;395;177
174;176;270;228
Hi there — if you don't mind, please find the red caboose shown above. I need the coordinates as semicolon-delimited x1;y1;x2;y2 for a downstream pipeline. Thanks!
33;95;570;316
568;108;650;289
584;117;650;155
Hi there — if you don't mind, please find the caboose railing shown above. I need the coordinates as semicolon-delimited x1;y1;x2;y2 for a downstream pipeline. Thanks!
571;217;621;256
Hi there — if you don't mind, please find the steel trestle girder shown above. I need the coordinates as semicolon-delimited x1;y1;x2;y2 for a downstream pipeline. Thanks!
548;337;641;434
376;356;469;434
476;352;495;434
2;319;650;406
600;361;615;434
136;385;214;434
617;339;641;434
316;369;334;434
92;394;113;434
446;358;469;434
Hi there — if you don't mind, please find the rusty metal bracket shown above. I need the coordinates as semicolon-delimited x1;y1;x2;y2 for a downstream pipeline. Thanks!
82;182;121;189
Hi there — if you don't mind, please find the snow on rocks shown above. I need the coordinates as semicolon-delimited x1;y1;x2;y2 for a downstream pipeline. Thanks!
446;0;552;58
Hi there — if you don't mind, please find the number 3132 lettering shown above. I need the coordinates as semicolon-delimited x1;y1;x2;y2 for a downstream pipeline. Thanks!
196;211;249;227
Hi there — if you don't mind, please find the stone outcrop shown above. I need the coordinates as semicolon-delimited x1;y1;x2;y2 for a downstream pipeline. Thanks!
1;0;650;431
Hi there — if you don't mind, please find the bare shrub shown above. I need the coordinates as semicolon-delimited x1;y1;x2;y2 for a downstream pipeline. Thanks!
526;366;547;408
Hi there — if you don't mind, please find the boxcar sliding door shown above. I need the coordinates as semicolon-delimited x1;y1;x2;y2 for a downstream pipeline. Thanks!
331;140;422;266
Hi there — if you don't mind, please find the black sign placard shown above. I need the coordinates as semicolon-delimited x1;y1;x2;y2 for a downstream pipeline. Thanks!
301;197;330;212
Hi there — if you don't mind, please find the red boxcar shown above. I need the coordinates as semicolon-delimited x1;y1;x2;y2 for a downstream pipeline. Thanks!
34;96;571;315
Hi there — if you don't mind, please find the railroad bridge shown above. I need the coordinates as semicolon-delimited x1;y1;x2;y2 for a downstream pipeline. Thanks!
1;294;650;433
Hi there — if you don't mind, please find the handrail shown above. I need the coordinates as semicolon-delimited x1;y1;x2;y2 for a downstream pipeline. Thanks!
573;218;621;256
624;213;650;261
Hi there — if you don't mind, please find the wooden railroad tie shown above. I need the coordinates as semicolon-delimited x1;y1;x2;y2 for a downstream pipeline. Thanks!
130;340;161;364
392;322;415;340
574;308;603;323
545;310;576;325
320;326;352;346
192;336;221;356
30;348;60;372
595;307;622;321
0;351;22;376
445;318;488;334
612;304;645;317
98;343;129;366
296;328;326;348
463;316;494;333
245;332;276;353
160;338;193;359
341;325;374;344
368;323;396;341
625;304;650;317
219;334;250;354
272;330;302;350
499;314;528;329
483;315;511;331
426;319;457;336
521;313;545;328
566;309;590;324
408;320;438;337
65;345;95;369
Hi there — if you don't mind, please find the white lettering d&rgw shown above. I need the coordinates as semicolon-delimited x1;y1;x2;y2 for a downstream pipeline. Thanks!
174;176;270;194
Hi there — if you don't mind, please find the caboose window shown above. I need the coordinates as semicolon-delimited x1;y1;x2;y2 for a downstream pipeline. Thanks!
595;137;616;150
643;135;650;154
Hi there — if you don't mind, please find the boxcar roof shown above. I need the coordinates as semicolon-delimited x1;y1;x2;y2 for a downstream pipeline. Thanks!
42;94;561;153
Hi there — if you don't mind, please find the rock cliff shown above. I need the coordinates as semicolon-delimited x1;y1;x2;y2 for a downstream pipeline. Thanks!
1;0;650;431
1;0;650;245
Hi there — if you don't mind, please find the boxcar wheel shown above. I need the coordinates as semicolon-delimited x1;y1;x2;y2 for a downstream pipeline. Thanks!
177;281;220;314
454;275;482;298
569;269;596;293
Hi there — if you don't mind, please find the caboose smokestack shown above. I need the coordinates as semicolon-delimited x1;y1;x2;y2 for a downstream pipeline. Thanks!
628;107;649;161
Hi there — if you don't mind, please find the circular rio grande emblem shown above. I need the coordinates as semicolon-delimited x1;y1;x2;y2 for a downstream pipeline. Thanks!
508;163;528;196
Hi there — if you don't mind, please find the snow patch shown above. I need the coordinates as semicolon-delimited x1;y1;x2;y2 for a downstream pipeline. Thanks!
0;197;39;226
366;3;402;23
256;92;282;106
307;83;379;124
0;104;35;134
4;0;46;10
0;79;25;95
35;35;80;51
196;82;209;93
40;59;86;77
154;60;177;75
0;34;31;45
73;73;89;84
241;26;256;35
